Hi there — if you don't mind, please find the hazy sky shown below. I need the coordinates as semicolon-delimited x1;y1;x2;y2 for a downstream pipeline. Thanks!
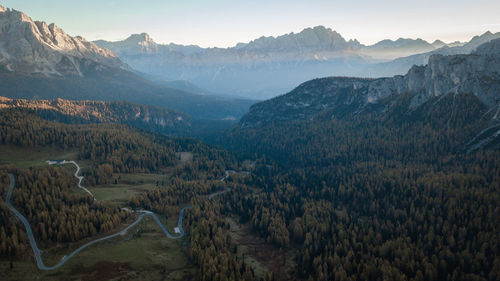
2;0;499;47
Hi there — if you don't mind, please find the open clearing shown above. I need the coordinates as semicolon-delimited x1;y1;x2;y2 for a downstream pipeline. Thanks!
176;152;193;164
0;146;197;280
89;173;165;203
0;145;78;168
225;216;296;281
0;215;195;281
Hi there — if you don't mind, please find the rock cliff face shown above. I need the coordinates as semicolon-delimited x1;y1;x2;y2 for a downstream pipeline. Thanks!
235;26;361;55
240;39;500;128
0;5;127;76
94;33;161;56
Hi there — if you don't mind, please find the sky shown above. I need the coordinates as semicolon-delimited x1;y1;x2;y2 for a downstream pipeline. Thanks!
2;0;500;47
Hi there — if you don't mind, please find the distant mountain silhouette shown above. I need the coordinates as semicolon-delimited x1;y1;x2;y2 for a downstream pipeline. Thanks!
95;26;489;99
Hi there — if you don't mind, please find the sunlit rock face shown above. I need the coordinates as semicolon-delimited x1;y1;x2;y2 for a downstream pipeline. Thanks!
240;39;500;128
0;5;127;76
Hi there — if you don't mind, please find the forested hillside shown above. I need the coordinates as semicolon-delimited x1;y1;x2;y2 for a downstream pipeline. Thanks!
216;40;500;280
0;109;235;264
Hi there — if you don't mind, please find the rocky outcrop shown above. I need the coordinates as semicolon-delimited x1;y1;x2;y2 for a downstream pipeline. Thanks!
235;26;361;54
0;6;127;76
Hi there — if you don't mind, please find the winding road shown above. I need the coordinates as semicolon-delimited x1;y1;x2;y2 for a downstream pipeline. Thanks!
46;160;94;199
5;161;232;271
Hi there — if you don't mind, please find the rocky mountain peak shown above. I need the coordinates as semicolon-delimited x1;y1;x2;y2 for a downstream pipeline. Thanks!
474;38;500;55
240;25;357;52
125;32;154;44
467;31;500;49
432;40;446;48
102;32;159;54
0;5;127;76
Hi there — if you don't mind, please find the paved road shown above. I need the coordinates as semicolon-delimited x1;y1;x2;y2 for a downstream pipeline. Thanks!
47;160;94;199
5;165;234;270
208;170;232;199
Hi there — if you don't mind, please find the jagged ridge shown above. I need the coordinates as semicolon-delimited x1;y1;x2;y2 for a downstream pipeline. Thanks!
0;5;127;76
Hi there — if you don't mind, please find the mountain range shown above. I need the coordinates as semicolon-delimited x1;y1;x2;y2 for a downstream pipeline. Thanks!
94;26;499;99
2;4;499;122
0;5;126;76
364;31;500;77
230;38;500;155
0;5;254;121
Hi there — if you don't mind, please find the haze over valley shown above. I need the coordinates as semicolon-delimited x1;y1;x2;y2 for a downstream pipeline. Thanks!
94;27;500;99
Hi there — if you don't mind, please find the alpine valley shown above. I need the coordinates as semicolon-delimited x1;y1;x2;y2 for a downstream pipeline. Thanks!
0;3;500;281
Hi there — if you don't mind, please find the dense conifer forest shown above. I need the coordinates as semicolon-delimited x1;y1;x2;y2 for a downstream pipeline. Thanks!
217;92;500;280
1;89;500;281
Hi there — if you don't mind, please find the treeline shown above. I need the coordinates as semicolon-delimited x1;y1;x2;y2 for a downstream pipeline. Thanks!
128;178;227;215
225;93;488;169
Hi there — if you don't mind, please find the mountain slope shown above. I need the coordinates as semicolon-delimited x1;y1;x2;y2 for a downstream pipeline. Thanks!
240;40;500;128
0;71;255;120
0;96;192;134
0;5;126;76
230;39;500;159
0;5;254;120
218;41;500;281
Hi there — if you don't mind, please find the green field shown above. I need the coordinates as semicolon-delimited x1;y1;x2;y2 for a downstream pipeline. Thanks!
0;145;78;168
0;146;197;280
89;173;166;203
0;216;195;281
